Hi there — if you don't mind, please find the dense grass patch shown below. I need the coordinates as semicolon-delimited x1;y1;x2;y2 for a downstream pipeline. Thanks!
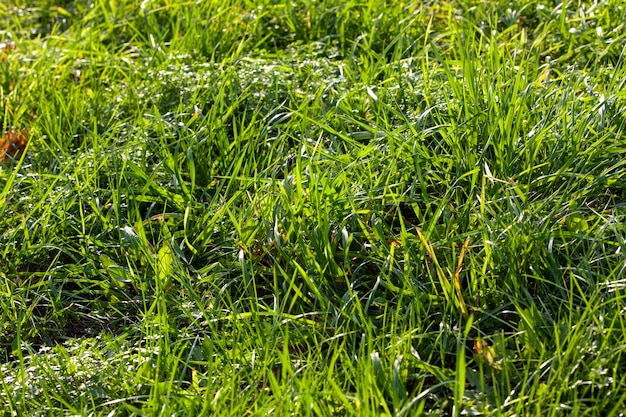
1;0;625;415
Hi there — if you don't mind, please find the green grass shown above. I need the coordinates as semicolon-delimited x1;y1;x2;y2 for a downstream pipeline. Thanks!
1;0;625;415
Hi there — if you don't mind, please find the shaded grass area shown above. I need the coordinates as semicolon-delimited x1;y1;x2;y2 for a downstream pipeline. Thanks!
1;0;626;415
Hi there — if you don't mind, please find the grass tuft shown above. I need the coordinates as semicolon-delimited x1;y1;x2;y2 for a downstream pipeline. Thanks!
1;0;625;415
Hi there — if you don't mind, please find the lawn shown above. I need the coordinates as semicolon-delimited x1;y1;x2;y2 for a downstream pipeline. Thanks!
1;0;625;415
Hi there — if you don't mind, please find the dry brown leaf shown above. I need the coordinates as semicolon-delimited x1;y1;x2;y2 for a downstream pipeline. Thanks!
0;128;29;164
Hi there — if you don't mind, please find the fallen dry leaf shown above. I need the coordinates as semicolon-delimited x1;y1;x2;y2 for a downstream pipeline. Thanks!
473;336;500;369
0;128;29;164
0;42;16;62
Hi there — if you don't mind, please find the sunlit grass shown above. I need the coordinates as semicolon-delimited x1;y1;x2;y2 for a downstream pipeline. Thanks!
1;0;625;415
